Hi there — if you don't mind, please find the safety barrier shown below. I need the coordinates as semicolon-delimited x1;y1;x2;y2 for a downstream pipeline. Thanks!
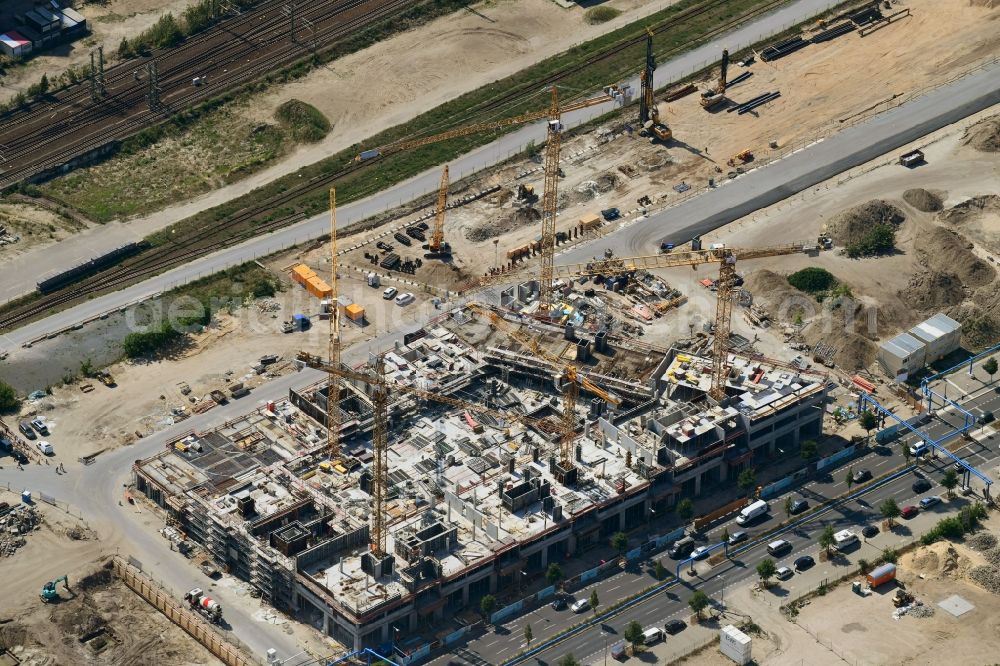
625;546;643;561
536;585;556;601
759;475;796;499
579;567;599;584
111;556;258;666
444;628;468;646
490;600;523;624
816;446;857;472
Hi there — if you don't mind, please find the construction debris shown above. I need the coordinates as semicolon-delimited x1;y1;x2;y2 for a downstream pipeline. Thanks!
0;504;40;556
969;565;1000;594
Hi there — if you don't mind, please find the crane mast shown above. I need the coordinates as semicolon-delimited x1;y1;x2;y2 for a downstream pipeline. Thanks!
538;86;562;315
639;29;656;125
327;189;342;461
370;353;388;558
428;165;450;255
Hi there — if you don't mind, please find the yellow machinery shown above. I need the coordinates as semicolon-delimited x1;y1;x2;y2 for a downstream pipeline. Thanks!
464;302;621;479
327;189;342;462
700;49;729;110
637;29;672;142
728;149;753;167
548;242;807;400
426;165;451;258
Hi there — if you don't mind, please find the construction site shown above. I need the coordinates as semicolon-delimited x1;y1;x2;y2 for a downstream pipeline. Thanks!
0;0;999;663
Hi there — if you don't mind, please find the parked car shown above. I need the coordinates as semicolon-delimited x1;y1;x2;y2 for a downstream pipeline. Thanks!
394;292;415;306
600;208;620;221
36;441;53;455
775;566;793;581
789;499;809;515
10;449;28;465
30;417;49;435
862;525;879;539
691;546;710;560
919;495;942;509
901;505;919;519
570;599;590;613
18;421;36;439
912;478;932;493
909;443;930;457
550;597;567;611
728;530;748;546
767;539;792;556
664;619;686;635
853;469;872;483
794;555;815;571
382;287;398;300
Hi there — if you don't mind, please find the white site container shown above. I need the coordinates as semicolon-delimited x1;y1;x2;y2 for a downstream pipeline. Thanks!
720;624;751;665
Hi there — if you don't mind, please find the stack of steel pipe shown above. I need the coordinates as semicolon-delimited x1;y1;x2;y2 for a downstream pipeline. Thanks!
728;71;753;87
760;36;808;61
810;21;855;43
737;91;781;114
728;91;773;113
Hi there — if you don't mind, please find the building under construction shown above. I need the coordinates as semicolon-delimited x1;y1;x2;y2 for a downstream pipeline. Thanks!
132;305;827;652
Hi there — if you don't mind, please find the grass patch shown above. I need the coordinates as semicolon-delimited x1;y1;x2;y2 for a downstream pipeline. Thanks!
585;6;622;24
275;99;331;143
845;224;897;258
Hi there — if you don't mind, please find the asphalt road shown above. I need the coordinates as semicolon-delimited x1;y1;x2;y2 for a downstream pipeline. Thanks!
10;4;1000;356
427;371;1000;666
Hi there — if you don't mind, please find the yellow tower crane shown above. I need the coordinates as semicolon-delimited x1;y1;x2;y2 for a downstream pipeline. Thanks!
464;302;621;481
426;165;451;258
327;189;342;462
548;242;808;400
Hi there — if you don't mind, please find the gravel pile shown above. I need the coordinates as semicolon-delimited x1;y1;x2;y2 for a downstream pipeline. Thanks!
0;505;40;557
963;115;1000;153
982;547;1000;566
968;532;998;551
902;188;943;212
908;602;935;618
969;565;1000;593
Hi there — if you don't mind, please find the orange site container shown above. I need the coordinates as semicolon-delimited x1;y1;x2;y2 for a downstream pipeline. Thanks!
345;304;365;322
291;264;316;286
305;276;332;299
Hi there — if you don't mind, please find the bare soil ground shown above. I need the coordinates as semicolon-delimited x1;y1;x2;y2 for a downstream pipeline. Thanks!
0;557;220;665
0;200;86;259
0;0;194;103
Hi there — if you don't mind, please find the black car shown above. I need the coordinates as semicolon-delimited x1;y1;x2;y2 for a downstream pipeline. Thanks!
10;449;28;465
794;555;815;571
550;597;567;611
789;499;809;515
912;478;932;493
18;421;35;439
862;525;879;539
664;619;686;635
601;208;621;221
853;469;872;483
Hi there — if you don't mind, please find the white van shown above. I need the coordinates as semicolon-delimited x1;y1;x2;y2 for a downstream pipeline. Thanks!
736;499;769;526
642;627;664;645
834;529;859;550
767;539;792;556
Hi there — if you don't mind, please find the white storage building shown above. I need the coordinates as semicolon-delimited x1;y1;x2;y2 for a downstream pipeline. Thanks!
878;332;926;379
908;313;962;363
720;624;751;665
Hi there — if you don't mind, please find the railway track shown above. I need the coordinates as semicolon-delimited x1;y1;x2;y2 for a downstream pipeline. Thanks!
0;0;420;188
0;0;796;333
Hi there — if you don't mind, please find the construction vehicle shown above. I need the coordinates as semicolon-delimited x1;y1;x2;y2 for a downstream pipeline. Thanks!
40;575;69;603
184;588;223;623
96;371;116;387
516;184;538;204
892;588;914;607
637;29;672;142
700;49;729;109
727;149;753;167
425;166;452;259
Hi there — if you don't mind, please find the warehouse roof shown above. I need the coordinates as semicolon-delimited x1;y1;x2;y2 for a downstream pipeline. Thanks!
880;332;924;359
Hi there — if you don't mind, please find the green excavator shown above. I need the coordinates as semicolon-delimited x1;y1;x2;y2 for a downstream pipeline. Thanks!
40;575;70;603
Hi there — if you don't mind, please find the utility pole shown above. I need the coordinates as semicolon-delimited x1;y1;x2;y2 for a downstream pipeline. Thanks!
146;60;161;110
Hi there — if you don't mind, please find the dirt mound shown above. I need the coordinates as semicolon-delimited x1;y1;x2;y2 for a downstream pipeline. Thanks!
826;200;905;246
902;188;943;212
969;0;999;7
915;226;995;288
594;172;619;193
466;206;540;242
745;270;814;321
899;271;965;310
962;115;1000;152
954;303;1000;349
77;565;113;591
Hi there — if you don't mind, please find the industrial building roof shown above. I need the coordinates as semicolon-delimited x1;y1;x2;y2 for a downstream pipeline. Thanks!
880;332;925;359
910;313;961;343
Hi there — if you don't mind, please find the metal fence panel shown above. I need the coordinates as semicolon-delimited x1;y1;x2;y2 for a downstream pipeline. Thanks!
579;567;599;583
625;547;643;561
536;585;556;601
816;446;856;471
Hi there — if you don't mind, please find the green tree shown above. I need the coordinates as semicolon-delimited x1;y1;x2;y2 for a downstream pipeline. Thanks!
80;358;95;378
676;498;694;522
901;442;912;466
984;357;998;383
688;590;709;619
756;558;777;587
545;562;563;587
881;547;898;564
859;411;878;440
610;531;628;555
845;467;855;494
858;558;872;575
880;498;901;527
589;589;600;614
624;620;644;649
38;73;49;95
655;560;667;581
558;656;580;666
784;496;794;519
800;439;819;460
117;36;131;59
818;525;836;555
942;468;959;498
480;594;496;621
721;528;730;544
737;468;756;497
524;623;533;647
0;380;20;413
787;267;836;293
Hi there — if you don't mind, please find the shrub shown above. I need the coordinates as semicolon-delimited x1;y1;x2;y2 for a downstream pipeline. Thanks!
846;223;896;258
0;380;20;412
585;6;622;24
122;322;182;358
275;99;331;143
787;267;836;293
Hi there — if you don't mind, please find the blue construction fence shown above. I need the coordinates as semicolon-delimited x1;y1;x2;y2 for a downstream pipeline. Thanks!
816;445;857;471
444;627;468;647
760;475;796;499
490;599;524;624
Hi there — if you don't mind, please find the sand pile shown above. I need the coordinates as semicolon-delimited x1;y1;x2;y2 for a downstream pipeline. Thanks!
952;304;1000;349
826;200;905;246
962;115;1000;152
902;188;944;212
916;227;995;288
466;207;540;242
745;270;814;321
940;195;1000;224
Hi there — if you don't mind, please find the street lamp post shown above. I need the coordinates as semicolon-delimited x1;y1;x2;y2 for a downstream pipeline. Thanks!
602;630;609;666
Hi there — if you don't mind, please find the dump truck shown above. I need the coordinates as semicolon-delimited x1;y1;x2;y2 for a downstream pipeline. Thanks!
898;149;924;167
184;588;223;623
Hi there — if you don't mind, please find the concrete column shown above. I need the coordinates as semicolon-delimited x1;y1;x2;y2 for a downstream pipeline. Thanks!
719;461;728;483
540;545;549;569
409;612;418;632
462;584;470;607
380;623;390;643
693;473;702;496
617;511;625;531
488;572;498;594
323;613;330;636
767;438;777;456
